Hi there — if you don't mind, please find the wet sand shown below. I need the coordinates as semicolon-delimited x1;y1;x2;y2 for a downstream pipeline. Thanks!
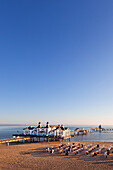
0;141;113;170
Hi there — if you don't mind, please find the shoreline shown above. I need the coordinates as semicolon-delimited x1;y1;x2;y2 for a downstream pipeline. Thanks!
0;141;113;169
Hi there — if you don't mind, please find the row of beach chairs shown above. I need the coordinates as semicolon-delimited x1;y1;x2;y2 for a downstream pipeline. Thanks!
46;143;113;158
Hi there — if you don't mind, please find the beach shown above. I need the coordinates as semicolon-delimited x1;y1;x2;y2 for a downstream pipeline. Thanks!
0;141;113;170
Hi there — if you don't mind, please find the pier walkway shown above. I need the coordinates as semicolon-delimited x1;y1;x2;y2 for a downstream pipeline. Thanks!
0;136;30;145
0;135;72;145
70;127;100;136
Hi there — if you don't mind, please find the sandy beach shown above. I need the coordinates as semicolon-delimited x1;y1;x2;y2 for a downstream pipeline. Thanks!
0;141;113;170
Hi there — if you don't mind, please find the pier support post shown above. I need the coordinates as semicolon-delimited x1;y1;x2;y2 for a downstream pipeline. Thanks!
6;142;9;146
47;138;49;142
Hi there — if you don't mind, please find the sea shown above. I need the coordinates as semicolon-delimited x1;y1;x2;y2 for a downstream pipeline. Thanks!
0;125;113;142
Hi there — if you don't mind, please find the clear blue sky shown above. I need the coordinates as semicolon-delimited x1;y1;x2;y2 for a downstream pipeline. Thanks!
0;0;113;125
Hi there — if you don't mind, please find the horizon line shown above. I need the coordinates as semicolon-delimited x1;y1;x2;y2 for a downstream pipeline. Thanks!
0;123;112;126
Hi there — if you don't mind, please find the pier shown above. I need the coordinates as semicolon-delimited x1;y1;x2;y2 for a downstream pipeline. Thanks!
70;127;101;137
103;128;113;131
0;126;106;146
0;135;72;145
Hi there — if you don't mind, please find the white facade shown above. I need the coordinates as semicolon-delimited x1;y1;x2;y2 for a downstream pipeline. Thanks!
36;127;51;136
36;122;56;136
23;123;70;137
49;125;70;137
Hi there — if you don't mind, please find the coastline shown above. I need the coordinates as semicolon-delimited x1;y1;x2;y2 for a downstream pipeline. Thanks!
0;141;113;169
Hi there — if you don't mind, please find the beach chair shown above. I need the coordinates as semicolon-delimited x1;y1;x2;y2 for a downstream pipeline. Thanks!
46;148;49;152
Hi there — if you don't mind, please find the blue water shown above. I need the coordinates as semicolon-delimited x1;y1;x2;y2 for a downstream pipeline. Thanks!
0;125;25;140
69;125;113;142
0;125;113;142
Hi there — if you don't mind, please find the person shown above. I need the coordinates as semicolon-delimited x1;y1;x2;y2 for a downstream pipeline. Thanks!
104;151;107;158
99;148;101;154
86;151;88;155
65;149;68;155
68;146;71;152
81;144;83;148
107;149;110;155
91;152;94;157
57;148;59;152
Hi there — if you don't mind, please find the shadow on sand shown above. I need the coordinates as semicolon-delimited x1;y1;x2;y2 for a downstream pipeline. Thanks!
19;146;113;167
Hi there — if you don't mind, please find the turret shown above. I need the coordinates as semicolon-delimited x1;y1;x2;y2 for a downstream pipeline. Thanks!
99;125;102;129
61;124;64;128
46;122;50;128
57;124;60;128
61;124;65;130
38;122;42;128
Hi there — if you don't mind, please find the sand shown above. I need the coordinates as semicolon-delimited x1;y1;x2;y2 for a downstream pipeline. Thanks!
0;141;113;170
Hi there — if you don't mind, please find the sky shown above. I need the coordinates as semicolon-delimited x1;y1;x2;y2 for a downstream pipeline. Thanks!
0;0;113;126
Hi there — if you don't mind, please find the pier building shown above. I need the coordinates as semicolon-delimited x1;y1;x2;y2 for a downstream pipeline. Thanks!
23;122;70;138
23;126;35;135
36;122;57;136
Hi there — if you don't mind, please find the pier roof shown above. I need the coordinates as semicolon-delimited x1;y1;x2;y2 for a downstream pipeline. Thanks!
23;126;35;130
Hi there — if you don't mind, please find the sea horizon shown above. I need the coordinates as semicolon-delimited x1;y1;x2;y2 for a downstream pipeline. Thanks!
0;123;113;127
